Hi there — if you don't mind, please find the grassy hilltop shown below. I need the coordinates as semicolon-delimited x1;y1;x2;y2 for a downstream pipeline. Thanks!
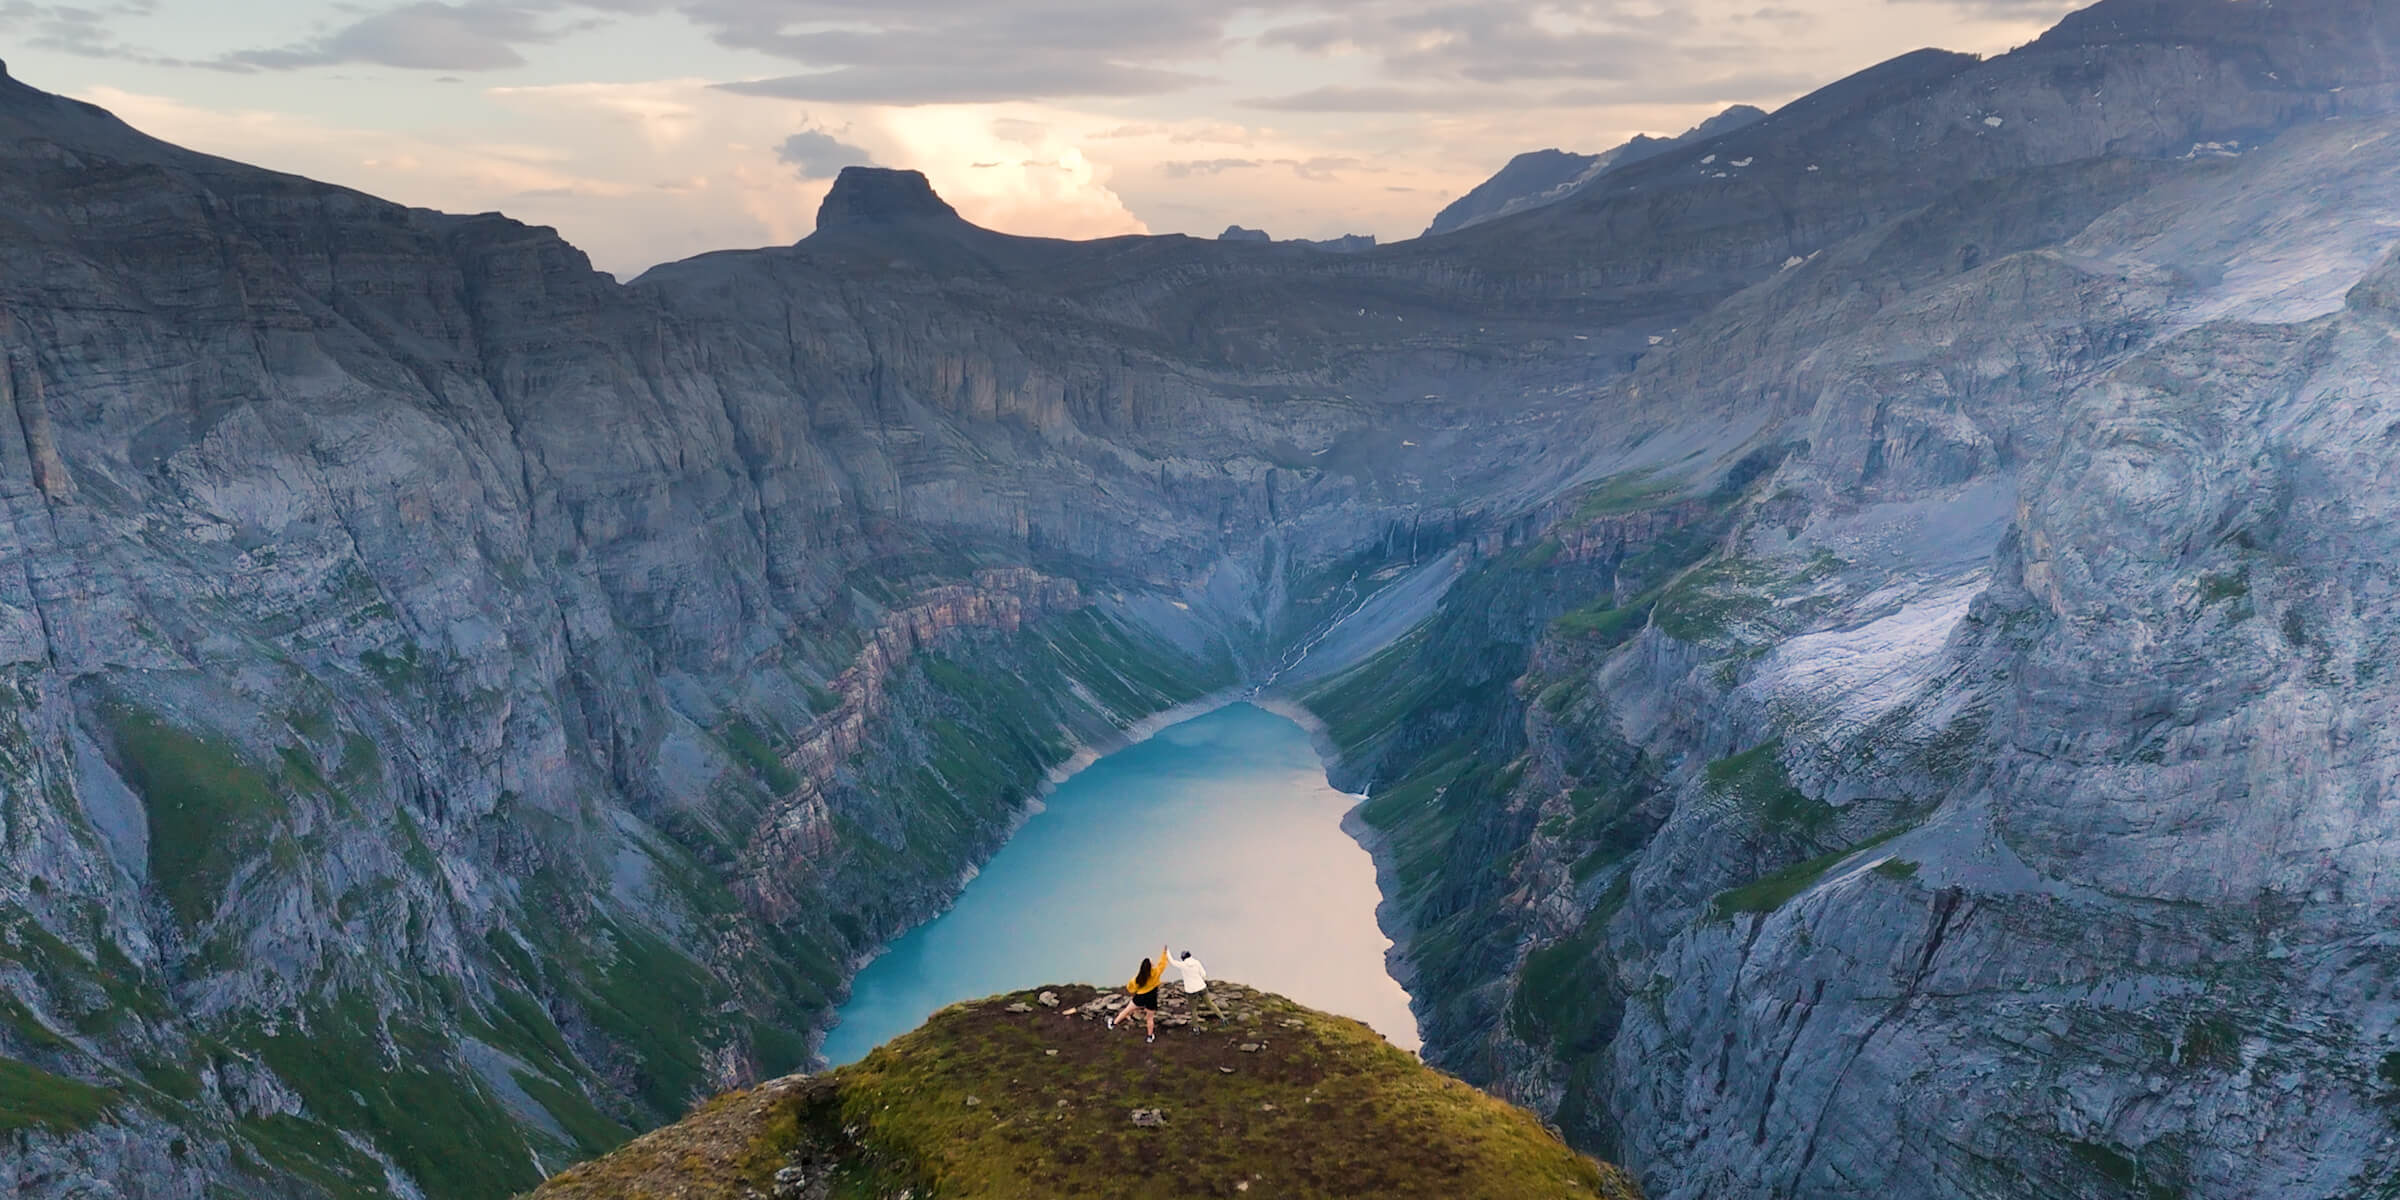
529;982;1639;1200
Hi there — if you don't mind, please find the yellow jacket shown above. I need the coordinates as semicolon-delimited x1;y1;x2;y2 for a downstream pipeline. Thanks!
1127;946;1168;994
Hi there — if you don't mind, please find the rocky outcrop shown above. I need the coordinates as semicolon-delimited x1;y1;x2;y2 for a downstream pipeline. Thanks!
741;568;1084;919
811;166;965;233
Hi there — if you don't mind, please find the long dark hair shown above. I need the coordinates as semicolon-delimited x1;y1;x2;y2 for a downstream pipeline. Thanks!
1137;957;1154;985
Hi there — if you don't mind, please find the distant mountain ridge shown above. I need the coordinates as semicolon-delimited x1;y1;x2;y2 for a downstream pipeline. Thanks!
1422;105;1768;237
5;2;2400;1198
1217;224;1378;253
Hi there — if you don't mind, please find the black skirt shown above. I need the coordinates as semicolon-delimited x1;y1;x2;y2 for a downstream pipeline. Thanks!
1132;987;1159;1011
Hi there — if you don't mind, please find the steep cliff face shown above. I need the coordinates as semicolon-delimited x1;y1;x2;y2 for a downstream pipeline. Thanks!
3;0;2399;1196
1299;87;2400;1200
0;64;1478;1200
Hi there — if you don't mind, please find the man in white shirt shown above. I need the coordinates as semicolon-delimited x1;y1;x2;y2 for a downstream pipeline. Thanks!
1174;950;1228;1020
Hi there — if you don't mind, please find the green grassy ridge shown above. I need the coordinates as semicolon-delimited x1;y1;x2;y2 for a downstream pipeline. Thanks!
1569;470;1675;522
531;985;1640;1200
1707;825;1917;920
1703;739;1836;836
238;989;545;1200
719;717;802;795
0;1055;118;1136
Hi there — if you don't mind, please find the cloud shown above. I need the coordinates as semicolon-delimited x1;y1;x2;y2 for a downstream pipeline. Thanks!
227;2;557;72
1160;158;1261;178
49;0;2086;263
1157;154;1366;183
716;61;1209;106
1887;0;2078;17
776;129;875;178
1256;3;1691;86
1544;70;1833;107
207;0;1229;101
1243;85;1510;114
0;0;191;66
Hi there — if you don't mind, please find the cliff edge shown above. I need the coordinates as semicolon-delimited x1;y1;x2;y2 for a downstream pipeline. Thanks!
530;983;1637;1200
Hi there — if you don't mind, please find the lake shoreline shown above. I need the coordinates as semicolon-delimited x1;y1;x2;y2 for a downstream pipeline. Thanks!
1252;695;1427;1017
820;702;1419;1065
809;686;1248;1065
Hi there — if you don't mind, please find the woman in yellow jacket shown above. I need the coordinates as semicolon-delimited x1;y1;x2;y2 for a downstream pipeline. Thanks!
1108;944;1170;1042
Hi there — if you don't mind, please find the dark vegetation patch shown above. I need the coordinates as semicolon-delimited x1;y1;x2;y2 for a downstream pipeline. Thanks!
0;1056;117;1135
237;1112;395;1198
2062;1137;2185;1200
104;708;286;925
721;716;802;795
513;1070;635;1159
1652;557;1776;644
1508;882;1630;1059
2176;1015;2241;1070
239;990;540;1200
1708;826;1914;920
1571;470;1673;521
357;642;424;690
0;914;171;1046
1704;740;1834;836
551;919;724;1117
1551;599;1654;646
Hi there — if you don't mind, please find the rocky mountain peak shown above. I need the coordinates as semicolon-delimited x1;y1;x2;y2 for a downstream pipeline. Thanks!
812;166;966;234
1422;102;1770;237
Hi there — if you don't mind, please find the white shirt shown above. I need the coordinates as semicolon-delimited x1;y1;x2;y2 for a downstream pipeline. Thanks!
1174;955;1209;991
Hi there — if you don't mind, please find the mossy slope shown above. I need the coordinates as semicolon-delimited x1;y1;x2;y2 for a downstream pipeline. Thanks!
530;984;1639;1200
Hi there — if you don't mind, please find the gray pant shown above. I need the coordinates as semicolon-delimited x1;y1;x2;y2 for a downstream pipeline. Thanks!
1186;984;1227;1018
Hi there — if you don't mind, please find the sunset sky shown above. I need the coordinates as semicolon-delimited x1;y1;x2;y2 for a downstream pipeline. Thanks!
2;0;2081;276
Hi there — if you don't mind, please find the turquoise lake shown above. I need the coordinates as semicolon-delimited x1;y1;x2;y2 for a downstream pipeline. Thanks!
819;702;1420;1065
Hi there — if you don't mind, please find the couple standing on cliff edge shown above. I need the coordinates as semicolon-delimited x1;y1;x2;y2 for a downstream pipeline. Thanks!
1108;945;1228;1042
